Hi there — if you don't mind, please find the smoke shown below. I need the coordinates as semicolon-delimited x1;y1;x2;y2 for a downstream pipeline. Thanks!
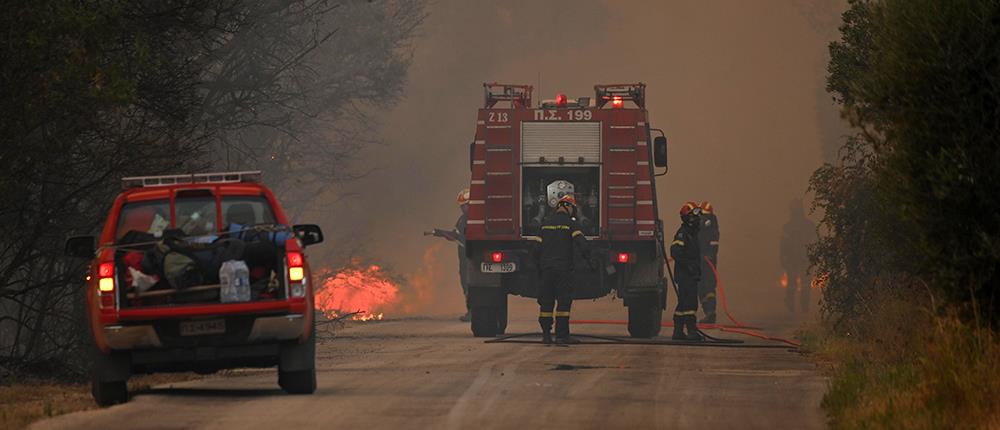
313;0;847;318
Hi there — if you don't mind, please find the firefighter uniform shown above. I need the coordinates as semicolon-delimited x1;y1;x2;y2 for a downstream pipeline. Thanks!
697;201;720;324
455;189;472;321
455;209;469;319
536;196;591;344
671;202;703;341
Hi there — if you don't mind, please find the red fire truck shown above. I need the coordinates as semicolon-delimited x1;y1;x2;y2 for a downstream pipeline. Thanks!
464;83;670;338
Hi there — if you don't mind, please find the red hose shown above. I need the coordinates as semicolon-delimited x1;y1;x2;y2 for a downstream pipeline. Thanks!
703;256;749;328
569;255;801;347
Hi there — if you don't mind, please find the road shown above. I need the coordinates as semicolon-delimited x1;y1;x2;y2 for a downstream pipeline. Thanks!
33;299;825;430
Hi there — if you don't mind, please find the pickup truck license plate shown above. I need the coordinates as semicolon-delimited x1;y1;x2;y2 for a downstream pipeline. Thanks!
180;319;226;336
481;262;516;273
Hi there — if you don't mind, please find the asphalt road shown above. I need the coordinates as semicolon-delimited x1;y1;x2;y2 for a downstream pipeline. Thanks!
33;299;825;430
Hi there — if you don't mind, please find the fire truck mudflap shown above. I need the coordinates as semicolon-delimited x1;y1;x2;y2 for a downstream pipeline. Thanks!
464;83;671;338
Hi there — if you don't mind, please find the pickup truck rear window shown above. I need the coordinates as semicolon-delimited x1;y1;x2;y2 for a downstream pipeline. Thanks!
176;197;217;237
221;196;276;227
116;200;170;240
115;195;277;241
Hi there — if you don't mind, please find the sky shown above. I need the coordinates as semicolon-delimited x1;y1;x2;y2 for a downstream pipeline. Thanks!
314;0;848;317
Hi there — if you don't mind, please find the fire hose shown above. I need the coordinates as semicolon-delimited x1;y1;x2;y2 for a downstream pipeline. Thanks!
566;253;800;348
487;253;799;348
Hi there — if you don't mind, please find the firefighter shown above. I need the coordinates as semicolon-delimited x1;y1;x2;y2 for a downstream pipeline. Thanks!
425;189;472;321
536;194;592;345
454;189;471;321
780;198;816;313
698;201;720;324
671;202;703;341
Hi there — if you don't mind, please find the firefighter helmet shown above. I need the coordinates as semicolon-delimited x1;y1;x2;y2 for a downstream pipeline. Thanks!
457;188;470;206
679;201;699;217
557;194;577;208
700;201;714;214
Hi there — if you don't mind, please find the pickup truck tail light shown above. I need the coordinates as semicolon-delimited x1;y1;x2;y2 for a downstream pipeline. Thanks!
287;251;305;297
98;262;115;292
97;262;116;308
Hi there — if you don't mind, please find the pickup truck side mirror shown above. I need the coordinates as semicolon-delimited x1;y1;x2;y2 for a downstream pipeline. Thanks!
653;136;668;168
65;235;96;258
293;224;324;247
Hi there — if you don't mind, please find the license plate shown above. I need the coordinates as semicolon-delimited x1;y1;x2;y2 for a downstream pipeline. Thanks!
180;319;226;336
481;262;516;273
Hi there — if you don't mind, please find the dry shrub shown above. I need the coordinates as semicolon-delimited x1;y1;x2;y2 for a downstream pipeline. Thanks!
817;291;1000;429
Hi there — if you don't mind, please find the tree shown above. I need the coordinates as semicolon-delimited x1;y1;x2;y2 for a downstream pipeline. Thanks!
813;0;1000;328
0;0;424;377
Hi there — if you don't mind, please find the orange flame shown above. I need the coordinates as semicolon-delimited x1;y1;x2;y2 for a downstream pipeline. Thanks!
811;272;828;290
780;272;789;289
315;262;400;320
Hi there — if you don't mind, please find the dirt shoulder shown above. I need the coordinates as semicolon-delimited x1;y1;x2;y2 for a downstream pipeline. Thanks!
1;374;200;430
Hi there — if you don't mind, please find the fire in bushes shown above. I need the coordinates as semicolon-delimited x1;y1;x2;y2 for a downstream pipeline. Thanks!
778;271;826;290
315;262;400;321
313;243;449;321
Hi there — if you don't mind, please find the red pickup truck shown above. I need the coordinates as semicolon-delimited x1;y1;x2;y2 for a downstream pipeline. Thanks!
64;171;324;406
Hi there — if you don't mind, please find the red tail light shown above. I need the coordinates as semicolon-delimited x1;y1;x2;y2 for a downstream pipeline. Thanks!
617;253;630;263
491;251;504;263
287;251;304;282
287;251;303;268
98;262;115;292
98;262;114;278
611;96;624;108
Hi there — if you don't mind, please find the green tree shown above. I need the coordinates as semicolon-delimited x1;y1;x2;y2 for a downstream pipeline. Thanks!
813;0;1000;327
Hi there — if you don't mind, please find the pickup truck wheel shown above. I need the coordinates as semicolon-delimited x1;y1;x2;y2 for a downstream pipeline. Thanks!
90;349;130;406
279;322;316;394
279;368;316;394
470;306;498;337
627;297;663;338
91;379;128;407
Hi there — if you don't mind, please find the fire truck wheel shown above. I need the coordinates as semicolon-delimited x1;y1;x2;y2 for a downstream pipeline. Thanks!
495;295;508;335
470;306;498;337
627;299;663;338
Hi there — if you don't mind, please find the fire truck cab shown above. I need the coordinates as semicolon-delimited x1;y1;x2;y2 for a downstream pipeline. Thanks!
464;83;670;338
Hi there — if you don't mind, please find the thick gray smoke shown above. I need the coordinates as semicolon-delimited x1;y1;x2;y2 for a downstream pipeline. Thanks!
319;0;846;317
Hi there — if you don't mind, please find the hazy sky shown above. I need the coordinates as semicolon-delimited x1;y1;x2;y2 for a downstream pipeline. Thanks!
316;0;846;315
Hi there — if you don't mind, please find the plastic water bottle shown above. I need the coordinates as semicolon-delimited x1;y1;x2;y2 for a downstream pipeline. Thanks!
220;260;251;303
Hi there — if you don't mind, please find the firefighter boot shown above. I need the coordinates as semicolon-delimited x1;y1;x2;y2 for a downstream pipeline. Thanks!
672;316;686;340
541;330;553;345
684;317;703;341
